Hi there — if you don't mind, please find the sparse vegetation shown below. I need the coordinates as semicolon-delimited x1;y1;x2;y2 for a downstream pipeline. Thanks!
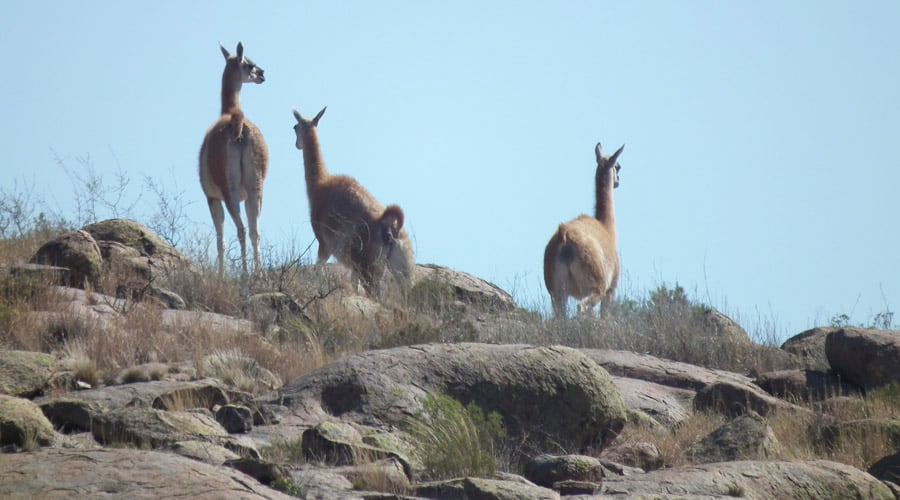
404;393;506;481
1;165;898;497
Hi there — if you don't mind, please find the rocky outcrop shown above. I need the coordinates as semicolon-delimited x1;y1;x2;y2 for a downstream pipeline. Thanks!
412;264;517;313
599;440;664;471
30;229;102;288
755;369;859;401
523;454;605;489
280;343;627;451
82;219;185;267
781;326;838;371
609;375;694;427
300;420;412;476
85;219;192;305
0;394;55;449
37;378;237;428
683;411;781;464
90;407;260;457
28;220;192;306
0;447;293;499
826;328;900;388
599;459;894;498
0;350;59;397
583;348;805;418
869;451;900;489
414;476;560;500
5;237;900;498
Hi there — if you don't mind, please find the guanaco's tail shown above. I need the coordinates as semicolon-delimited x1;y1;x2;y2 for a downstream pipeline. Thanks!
556;224;577;264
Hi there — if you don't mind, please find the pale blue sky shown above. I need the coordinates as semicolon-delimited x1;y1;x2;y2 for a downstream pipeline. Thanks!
2;2;898;340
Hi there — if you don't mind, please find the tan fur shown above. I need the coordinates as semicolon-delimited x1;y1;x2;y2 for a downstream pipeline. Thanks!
198;42;268;275
292;107;415;297
544;143;625;318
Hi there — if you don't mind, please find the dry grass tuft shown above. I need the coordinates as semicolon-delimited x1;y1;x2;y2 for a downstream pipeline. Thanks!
614;412;728;468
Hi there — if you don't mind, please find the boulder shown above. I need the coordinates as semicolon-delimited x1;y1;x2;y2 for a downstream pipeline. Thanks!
279;343;627;451
30;229;102;288
216;404;254;434
583;348;803;417
609;375;693;427
84;219;193;303
224;457;290;486
37;378;236;431
693;380;803;417
683;411;781;464
755;369;860;402
414;476;560;500
700;307;751;345
300;421;413;479
0;394;55;449
585;348;759;392
523;454;605;489
599;440;663;471
599;460;893;499
782;326;839;371
82;218;187;270
0;350;59;397
90;407;259;458
412;264;517;313
826;328;900;388
287;467;356;499
869;451;900;488
0;447;293;499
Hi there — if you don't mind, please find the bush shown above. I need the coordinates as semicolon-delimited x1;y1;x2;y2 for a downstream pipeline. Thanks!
405;393;506;480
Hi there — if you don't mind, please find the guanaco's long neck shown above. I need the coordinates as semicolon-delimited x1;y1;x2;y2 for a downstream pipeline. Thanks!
220;68;242;115
302;128;329;197
594;168;616;232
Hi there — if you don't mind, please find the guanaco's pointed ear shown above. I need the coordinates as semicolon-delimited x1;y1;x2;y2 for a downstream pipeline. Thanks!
595;143;603;163
292;108;303;122
313;106;327;126
607;144;625;168
236;42;244;59
220;43;230;59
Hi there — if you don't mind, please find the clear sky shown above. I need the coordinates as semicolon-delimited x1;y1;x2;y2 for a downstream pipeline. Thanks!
2;2;898;340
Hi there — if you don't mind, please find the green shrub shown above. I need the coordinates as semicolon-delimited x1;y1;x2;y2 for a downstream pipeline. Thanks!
405;393;505;480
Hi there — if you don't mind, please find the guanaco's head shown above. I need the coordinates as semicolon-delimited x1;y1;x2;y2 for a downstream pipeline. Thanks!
292;107;328;150
220;42;265;85
379;205;415;287
595;143;625;188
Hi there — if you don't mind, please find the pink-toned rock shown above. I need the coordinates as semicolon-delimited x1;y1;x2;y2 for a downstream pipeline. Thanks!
826;328;900;388
0;447;291;499
600;460;893;498
583;349;804;417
